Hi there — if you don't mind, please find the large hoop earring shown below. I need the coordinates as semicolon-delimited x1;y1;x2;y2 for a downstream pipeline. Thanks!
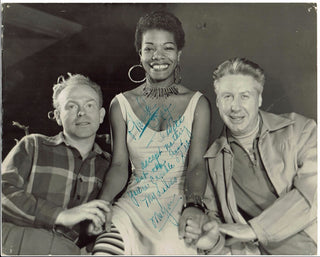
174;64;182;84
128;64;146;83
48;110;56;120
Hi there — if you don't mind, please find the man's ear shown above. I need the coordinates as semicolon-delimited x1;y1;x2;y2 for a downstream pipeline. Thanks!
54;109;62;126
258;94;262;107
216;96;220;108
99;107;106;124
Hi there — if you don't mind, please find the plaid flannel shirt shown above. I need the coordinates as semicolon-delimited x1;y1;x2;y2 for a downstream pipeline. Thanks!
2;132;111;232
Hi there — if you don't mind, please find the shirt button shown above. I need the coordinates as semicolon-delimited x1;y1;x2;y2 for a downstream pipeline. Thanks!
79;177;83;182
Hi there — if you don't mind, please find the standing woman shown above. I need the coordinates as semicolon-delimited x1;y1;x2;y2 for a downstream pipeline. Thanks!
92;11;211;255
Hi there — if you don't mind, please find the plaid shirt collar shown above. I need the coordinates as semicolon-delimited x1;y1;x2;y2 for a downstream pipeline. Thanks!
42;132;104;156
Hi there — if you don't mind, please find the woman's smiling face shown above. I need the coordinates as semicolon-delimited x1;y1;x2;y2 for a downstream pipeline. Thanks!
140;29;181;83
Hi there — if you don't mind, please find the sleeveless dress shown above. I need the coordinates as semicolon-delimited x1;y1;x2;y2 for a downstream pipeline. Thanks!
106;92;202;255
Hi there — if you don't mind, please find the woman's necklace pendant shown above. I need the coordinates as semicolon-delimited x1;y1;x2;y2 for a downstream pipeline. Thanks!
143;85;179;99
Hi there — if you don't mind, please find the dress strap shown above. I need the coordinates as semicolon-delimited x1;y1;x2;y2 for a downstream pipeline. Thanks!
188;91;203;114
184;91;203;126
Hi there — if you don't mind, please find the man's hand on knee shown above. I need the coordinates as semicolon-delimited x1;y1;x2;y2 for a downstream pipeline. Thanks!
55;200;111;229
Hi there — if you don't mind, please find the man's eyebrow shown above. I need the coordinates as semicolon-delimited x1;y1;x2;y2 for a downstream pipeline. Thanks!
86;99;97;102
65;99;77;104
65;98;97;103
220;91;232;95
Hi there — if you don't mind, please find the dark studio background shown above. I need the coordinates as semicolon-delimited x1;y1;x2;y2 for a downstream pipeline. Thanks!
2;3;317;159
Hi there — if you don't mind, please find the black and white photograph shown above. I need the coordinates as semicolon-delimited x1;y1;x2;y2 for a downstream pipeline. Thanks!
1;0;317;255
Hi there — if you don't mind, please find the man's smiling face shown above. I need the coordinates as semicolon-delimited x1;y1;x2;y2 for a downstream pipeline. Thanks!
215;74;262;136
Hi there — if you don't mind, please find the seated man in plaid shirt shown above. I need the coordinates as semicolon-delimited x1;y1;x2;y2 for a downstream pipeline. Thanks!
2;73;111;255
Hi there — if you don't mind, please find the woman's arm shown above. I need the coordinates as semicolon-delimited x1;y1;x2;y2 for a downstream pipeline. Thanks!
179;95;212;240
184;95;211;203
99;98;130;202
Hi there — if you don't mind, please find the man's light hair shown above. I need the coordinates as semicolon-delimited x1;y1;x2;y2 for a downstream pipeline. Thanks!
52;73;103;110
213;57;265;94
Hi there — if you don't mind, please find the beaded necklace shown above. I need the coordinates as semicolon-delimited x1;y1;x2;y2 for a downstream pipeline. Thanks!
142;84;179;99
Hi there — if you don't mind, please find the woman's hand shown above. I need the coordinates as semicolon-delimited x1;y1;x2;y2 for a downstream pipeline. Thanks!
104;205;113;232
178;207;207;244
87;222;104;236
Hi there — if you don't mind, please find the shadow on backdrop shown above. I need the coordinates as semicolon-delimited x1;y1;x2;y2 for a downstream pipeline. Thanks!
2;3;317;158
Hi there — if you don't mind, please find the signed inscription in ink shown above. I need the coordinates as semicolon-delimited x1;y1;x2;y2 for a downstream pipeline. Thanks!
125;99;192;231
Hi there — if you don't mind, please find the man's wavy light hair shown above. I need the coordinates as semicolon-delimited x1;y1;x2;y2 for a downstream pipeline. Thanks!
52;73;103;110
213;57;265;94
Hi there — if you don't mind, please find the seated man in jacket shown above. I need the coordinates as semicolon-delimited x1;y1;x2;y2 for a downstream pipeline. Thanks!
2;73;111;255
192;57;316;255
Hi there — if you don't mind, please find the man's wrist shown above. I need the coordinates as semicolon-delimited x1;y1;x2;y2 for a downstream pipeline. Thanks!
54;209;66;227
248;224;258;243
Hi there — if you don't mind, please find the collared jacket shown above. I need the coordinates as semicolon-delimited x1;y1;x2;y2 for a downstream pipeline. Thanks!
204;111;317;250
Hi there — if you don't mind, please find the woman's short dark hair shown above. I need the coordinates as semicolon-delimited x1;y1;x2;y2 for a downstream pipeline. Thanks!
134;11;185;52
